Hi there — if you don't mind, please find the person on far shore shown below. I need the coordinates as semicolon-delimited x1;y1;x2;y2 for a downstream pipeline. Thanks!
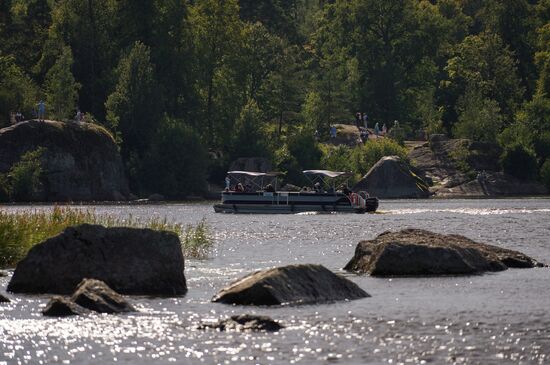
374;122;380;136
37;100;46;122
75;109;83;123
330;125;337;139
363;112;368;129
382;123;387;135
355;112;362;129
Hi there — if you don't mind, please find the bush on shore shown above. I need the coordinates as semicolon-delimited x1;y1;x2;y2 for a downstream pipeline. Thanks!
319;138;409;183
500;144;539;181
0;147;45;202
0;206;214;268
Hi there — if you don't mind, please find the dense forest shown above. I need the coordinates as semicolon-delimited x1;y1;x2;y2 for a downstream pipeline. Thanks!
1;0;549;197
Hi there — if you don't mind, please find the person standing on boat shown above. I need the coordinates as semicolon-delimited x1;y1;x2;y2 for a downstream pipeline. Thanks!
225;176;230;191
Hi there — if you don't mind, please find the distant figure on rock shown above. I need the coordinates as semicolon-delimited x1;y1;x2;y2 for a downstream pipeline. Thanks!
360;128;369;142
355;112;361;128
374;122;380;136
37;100;46;121
382;123;387;135
330;125;337;139
363;112;368;129
314;129;320;141
75;109;83;123
15;112;23;123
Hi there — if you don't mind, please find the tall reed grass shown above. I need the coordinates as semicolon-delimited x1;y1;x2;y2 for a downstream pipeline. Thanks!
0;206;214;268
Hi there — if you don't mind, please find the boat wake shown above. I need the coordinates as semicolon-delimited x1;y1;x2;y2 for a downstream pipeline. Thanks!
387;208;550;215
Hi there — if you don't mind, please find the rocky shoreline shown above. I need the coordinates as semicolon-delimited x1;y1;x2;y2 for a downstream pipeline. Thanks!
1;121;548;202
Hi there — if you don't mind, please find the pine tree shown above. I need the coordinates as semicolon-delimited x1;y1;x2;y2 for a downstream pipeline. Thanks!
44;46;80;120
105;41;160;157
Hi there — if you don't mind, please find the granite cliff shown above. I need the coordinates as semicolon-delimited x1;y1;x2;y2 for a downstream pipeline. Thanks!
0;120;130;201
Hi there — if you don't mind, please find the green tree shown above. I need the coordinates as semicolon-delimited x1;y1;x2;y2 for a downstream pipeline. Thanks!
0;0;52;74
477;0;536;96
444;32;524;124
189;0;244;145
0;53;39;126
301;91;325;132
261;43;305;138
453;86;504;143
541;159;550;189
44;46;80;120
534;23;550;97
500;144;538;181
43;0;119;119
141;117;208;198
149;0;195;119
105;41;160;157
6;147;46;201
230;99;269;160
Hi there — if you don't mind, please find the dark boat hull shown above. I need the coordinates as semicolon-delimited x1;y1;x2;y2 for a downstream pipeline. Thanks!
213;192;378;214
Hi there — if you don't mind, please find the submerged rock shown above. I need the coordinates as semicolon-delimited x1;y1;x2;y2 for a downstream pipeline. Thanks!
0;293;9;303
344;229;544;276
353;156;430;198
71;279;135;314
42;296;88;317
0;120;130;201
212;264;369;306
8;224;187;295
199;314;283;332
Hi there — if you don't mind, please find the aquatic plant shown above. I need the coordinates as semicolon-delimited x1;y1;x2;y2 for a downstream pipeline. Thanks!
0;206;214;268
182;217;214;259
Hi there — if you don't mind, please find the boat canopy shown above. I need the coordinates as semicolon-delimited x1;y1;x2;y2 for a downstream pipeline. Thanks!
227;171;281;177
302;170;352;178
226;171;281;191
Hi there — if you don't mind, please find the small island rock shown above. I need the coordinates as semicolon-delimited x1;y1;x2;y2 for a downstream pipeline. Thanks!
8;224;187;295
212;264;369;306
353;156;430;198
199;314;283;332
42;296;88;317
71;279;135;313
345;229;544;276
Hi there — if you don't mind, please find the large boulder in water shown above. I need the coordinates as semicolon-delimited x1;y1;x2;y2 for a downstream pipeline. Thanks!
344;229;545;276
0;120;130;201
353;156;430;198
212;264;369;306
8;224;187;295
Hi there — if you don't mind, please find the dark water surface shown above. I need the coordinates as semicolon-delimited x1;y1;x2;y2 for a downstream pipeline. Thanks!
1;199;550;364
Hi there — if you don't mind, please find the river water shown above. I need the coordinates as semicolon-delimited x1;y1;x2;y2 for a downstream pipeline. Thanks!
1;199;550;365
